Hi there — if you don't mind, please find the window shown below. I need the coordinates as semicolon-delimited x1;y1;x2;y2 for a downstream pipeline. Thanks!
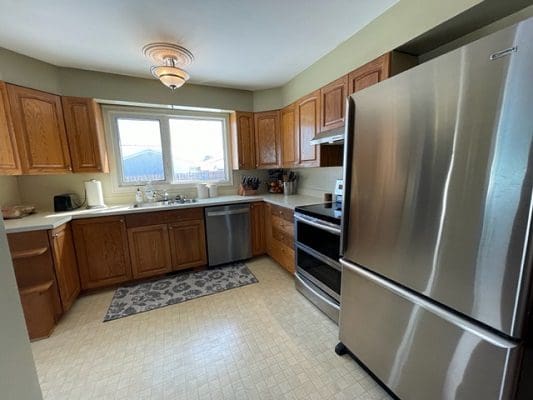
106;107;231;187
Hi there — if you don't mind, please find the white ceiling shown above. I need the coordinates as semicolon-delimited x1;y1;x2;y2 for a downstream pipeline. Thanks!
0;0;397;90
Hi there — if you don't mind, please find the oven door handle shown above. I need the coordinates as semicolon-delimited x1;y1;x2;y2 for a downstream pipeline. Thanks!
294;214;341;235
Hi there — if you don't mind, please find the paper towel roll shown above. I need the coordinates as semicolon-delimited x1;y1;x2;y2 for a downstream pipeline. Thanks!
85;179;106;208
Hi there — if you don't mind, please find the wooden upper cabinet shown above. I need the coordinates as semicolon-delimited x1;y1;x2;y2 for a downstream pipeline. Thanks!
250;202;266;256
0;82;21;175
230;112;255;170
169;219;207;270
254;110;280;169
72;216;132;290
127;224;172;279
7;84;71;174
280;104;298;167
320;75;348;132
296;90;321;167
348;53;391;94
49;224;80;312
61;96;109;173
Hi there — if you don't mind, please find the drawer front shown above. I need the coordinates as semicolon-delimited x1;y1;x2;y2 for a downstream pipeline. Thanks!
270;204;294;222
271;215;294;237
125;208;203;228
8;230;50;255
270;238;295;273
272;226;294;248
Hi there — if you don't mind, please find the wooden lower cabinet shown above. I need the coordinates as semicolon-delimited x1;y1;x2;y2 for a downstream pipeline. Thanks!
169;219;207;270
128;224;172;279
49;224;80;312
266;204;296;273
250;202;266;256
7;229;63;340
72;216;132;290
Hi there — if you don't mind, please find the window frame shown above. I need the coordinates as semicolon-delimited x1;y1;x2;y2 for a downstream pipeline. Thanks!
103;105;233;190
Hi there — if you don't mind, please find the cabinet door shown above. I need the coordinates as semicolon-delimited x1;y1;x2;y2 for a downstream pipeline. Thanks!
250;202;266;256
49;224;80;312
0;81;21;174
296;90;320;167
230;112;255;170
254;110;280;169
7;84;71;174
348;53;391;94
320;75;348;132
169;219;207;270
280;104;298;167
127;224;172;279
62;96;109;173
72;216;132;289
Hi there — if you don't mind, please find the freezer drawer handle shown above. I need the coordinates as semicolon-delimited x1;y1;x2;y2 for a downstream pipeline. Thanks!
206;208;249;217
340;259;518;349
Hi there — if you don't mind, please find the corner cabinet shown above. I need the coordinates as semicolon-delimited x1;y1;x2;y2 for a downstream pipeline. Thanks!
49;224;81;312
254;110;281;169
72;216;132;290
230;111;255;170
0;81;21;174
7;84;72;174
250;202;266;256
62;96;109;173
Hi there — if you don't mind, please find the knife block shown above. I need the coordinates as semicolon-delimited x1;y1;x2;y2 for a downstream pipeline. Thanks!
238;184;257;196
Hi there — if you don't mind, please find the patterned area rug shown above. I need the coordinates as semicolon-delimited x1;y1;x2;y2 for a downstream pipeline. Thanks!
103;263;258;321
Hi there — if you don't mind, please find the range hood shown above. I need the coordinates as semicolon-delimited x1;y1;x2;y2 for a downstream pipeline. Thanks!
310;126;345;145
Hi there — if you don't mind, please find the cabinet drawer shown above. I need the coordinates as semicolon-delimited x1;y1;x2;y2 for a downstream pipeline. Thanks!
125;208;203;228
8;230;50;255
269;238;295;274
270;204;294;222
272;226;294;248
271;215;294;237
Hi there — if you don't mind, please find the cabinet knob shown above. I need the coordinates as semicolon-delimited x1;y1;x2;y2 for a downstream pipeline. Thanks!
169;226;173;230
120;219;125;224
52;233;59;238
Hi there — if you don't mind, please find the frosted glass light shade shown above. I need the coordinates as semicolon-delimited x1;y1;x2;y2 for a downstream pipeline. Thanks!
150;65;190;90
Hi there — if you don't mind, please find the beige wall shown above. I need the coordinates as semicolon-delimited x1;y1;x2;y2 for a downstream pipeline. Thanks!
0;219;43;400
0;176;21;207
0;48;254;112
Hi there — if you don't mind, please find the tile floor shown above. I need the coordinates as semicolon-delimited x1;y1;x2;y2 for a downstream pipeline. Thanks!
31;257;392;400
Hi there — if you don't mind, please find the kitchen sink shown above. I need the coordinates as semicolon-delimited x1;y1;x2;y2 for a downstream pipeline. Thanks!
130;199;198;208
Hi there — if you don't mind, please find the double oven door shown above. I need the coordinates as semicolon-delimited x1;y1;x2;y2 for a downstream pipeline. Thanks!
294;213;342;321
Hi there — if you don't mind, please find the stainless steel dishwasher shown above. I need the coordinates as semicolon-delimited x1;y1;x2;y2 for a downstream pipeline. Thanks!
204;204;251;266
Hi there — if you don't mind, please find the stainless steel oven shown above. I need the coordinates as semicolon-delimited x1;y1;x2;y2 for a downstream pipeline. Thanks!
294;211;341;323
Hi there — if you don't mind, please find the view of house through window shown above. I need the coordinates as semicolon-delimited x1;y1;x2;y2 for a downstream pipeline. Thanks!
109;108;230;186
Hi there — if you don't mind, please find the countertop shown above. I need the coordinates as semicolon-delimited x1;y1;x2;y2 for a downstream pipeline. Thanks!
4;194;322;234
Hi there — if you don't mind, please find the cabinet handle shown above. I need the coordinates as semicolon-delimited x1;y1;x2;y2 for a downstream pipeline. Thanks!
120;219;125;224
169;226;173;230
51;233;59;238
12;247;48;259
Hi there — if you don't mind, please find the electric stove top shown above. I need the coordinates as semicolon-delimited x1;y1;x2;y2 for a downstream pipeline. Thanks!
294;202;342;225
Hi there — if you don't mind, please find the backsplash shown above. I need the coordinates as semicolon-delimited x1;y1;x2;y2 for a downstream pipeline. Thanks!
294;167;343;198
2;166;340;211
15;170;269;211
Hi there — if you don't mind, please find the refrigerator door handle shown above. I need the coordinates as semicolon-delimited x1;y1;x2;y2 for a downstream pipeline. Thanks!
340;96;355;256
340;259;519;349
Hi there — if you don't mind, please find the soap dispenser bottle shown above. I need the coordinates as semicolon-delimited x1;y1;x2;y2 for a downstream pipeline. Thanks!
135;188;143;204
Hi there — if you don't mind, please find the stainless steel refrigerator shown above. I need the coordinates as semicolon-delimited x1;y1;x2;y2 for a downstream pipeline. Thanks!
338;17;533;400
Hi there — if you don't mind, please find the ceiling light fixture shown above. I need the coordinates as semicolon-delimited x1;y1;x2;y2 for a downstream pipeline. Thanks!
142;42;194;90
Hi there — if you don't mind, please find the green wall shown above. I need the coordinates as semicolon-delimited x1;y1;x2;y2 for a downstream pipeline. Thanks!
253;0;485;111
0;48;254;111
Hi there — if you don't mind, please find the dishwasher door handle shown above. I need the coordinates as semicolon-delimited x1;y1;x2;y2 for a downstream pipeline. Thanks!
206;208;249;217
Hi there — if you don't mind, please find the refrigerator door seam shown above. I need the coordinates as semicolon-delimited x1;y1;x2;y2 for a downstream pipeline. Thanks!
340;259;519;349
